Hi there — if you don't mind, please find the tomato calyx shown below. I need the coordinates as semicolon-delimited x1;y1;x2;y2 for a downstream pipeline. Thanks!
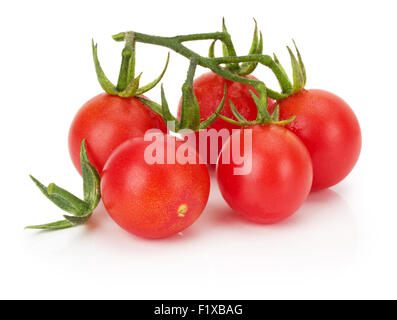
219;87;296;127
26;140;101;230
273;40;307;97
92;31;170;98
208;18;264;76
139;60;227;132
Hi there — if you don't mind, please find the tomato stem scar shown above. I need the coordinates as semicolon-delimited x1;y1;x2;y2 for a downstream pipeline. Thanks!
178;204;188;217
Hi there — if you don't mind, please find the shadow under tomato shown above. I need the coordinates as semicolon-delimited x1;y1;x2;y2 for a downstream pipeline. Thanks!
281;188;356;227
84;201;107;231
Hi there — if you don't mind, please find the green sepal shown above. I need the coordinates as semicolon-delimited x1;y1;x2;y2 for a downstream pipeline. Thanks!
271;104;280;121
26;140;101;231
249;90;270;122
80;140;101;211
64;213;92;225
247;19;259;56
29;176;84;216
221;18;230;58
293;40;306;85
119;73;142;98
229;100;248;122
218;114;247;127
199;85;227;129
273;53;292;93
221;18;239;72
287;46;305;94
273;115;296;126
25;220;75;230
92;40;119;95
47;183;89;215
137;97;164;117
136;52;170;95
208;40;217;58
160;85;178;128
239;33;263;76
238;20;263;76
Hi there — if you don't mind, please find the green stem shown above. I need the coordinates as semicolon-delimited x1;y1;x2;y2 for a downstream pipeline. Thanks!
112;31;290;100
174;32;224;42
180;59;200;130
116;32;135;91
185;58;198;84
212;55;292;94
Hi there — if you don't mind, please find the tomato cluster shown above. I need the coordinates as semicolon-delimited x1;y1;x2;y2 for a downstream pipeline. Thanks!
27;22;361;240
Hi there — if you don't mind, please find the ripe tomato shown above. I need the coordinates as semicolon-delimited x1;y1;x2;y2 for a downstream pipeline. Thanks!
276;89;362;191
216;125;313;224
68;93;166;175
177;72;276;166
101;135;210;239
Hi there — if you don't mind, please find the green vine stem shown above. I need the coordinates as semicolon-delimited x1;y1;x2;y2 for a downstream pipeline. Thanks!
112;31;292;100
138;58;227;132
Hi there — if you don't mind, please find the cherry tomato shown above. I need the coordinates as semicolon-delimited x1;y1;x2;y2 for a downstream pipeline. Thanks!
101;135;210;239
177;72;276;166
276;89;362;191
216;125;313;224
68;93;166;175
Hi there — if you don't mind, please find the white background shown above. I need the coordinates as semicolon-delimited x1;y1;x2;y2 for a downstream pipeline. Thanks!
1;0;396;299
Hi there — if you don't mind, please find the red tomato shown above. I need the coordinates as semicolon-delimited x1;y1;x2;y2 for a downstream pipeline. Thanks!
177;72;276;166
216;125;313;224
68;93;166;175
101;135;210;239
276;89;362;191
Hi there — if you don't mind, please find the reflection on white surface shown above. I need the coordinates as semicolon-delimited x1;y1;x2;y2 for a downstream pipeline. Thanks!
41;178;357;278
16;175;360;299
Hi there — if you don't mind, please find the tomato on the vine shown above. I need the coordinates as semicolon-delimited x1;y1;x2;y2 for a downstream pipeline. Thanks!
275;89;361;191
68;35;170;176
101;135;210;239
68;93;166;175
216;125;313;224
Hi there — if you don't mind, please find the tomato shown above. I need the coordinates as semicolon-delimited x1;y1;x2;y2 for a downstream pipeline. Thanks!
177;72;276;166
100;135;210;239
275;89;362;191
216;125;313;224
68;93;166;175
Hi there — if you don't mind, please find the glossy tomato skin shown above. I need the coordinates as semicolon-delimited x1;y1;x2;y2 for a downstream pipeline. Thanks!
216;125;313;224
177;72;276;167
68;93;166;175
101;136;210;239
276;89;362;191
